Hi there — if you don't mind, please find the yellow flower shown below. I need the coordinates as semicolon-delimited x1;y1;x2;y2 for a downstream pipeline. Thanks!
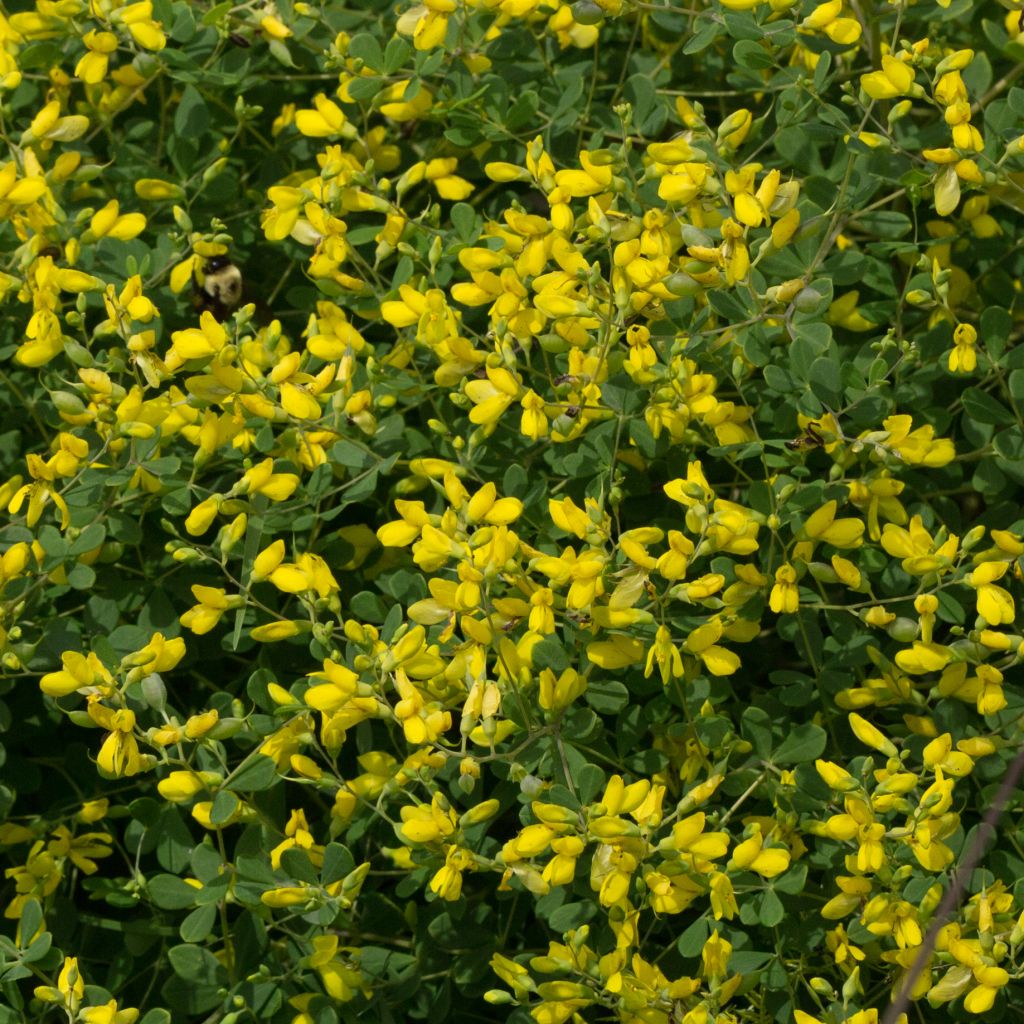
465;365;521;425
112;1;167;51
80;998;140;1023
963;964;1011;1012
800;0;861;44
538;667;587;712
847;712;897;757
377;79;433;120
157;770;218;803
727;827;790;878
35;956;85;1009
880;414;955;466
861;54;915;100
802;500;864;548
134;177;183;200
40;650;113;698
398;792;457;845
880;515;958;574
969;561;1015;625
664;461;714;507
684;618;740;676
307;935;366;1002
168;310;227;364
89;705;145;777
396;0;457;51
260;14;292;40
702;929;732;979
239;458;300;501
295;93;356;139
949;321;977;373
75;30;118;84
88;199;146;241
769;562;799;613
179;584;243;635
429;844;474;900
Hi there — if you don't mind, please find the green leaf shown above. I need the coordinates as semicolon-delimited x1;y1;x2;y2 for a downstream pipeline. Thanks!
200;2;231;26
676;917;709;956
21;931;51;963
179;904;217;943
18;900;43;948
383;36;412;74
741;706;773;760
624;74;657;128
226;754;279;792
585;679;629;714
962;386;1011;426
854;211;912;239
577;764;605;805
321;843;355;886
280;847;320;883
722;10;761;39
550;72;585;129
209;789;239;825
731;950;774;973
38;525;67;562
708;289;749;321
156;807;194;874
174;84;208;138
773;723;827;764
168;943;225;984
758;889;785;926
68;523;106;555
347;32;383;70
1008;370;1024;410
983;305;1012;361
532;638;570;673
347;76;382;101
66;563;96;591
790;322;832;355
267;38;295;67
451;203;477;243
994;426;1024;462
813;50;832;91
808;356;842;407
147;874;198;910
505;89;540;131
683;18;722;54
733;39;775;70
773;863;808;894
763;365;795;392
547;901;597;932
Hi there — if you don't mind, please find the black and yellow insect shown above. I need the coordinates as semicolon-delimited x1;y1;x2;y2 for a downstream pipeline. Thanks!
192;255;244;320
785;421;825;452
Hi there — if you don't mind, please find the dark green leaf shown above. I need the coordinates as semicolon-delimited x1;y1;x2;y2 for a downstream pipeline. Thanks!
179;904;217;944
147;874;198;910
773;723;827;764
741;707;773;760
168;943;225;984
759;889;785;926
226;755;279;792
733;39;775;70
962;387;1011;426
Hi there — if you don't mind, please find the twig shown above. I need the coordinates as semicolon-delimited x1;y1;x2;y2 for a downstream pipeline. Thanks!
880;743;1024;1024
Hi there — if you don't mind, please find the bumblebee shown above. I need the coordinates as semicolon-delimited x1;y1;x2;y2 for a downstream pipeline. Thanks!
192;255;243;320
785;421;825;452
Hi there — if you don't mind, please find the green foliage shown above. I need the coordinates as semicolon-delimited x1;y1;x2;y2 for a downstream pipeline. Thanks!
2;0;1024;1023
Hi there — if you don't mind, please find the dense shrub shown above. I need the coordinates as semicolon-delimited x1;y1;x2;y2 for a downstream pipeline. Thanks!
2;0;1024;1022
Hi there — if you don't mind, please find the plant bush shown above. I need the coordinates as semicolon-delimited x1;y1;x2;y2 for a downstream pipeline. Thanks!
2;0;1024;1021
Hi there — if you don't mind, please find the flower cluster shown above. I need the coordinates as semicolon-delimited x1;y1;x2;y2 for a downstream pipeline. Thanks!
0;0;1023;1022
